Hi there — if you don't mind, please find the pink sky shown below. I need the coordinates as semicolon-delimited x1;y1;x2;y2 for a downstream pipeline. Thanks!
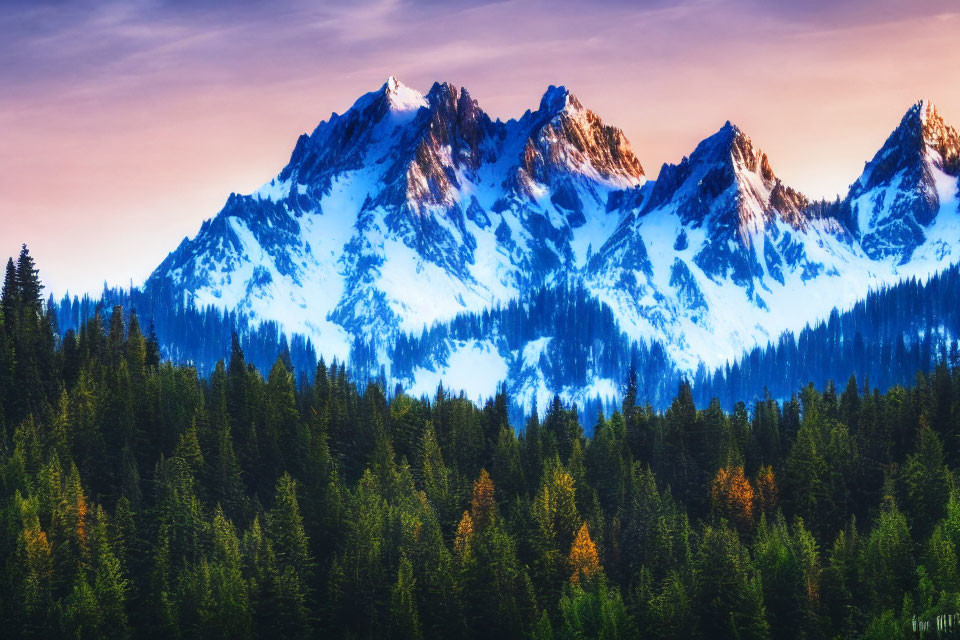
1;0;959;295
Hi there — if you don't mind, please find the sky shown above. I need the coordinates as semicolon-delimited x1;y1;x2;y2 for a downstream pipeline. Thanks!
1;0;959;295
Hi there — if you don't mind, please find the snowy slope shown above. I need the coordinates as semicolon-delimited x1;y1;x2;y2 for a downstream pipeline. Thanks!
849;101;960;263
148;86;960;406
149;78;644;362
586;107;960;373
585;122;866;369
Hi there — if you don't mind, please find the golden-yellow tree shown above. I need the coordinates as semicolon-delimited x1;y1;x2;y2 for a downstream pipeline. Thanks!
568;522;600;584
711;466;756;532
454;510;474;559
534;468;581;552
470;469;497;531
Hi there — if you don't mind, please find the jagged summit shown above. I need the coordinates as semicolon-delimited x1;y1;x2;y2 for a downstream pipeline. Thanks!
909;99;950;134
152;77;653;361
686;121;776;181
149;86;960;402
538;85;581;116
855;100;959;192
636;120;807;238
381;75;428;111
584;117;855;371
512;84;645;194
848;100;960;261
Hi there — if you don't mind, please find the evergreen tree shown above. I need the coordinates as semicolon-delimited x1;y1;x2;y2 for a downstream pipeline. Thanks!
389;554;422;640
901;417;951;540
859;498;914;614
696;523;770;640
267;473;312;637
3;248;960;639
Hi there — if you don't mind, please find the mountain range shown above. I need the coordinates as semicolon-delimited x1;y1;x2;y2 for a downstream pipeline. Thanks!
146;78;960;406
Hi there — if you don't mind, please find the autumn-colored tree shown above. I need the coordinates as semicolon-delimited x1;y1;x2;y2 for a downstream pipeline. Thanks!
22;518;53;617
534;467;582;556
569;522;600;584
711;466;756;532
454;510;474;559
470;468;497;531
11;246;960;640
550;469;580;551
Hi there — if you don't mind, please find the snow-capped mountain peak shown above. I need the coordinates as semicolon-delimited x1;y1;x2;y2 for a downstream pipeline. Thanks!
538;84;580;116
150;78;651;361
915;100;960;172
637;121;807;242
848;100;960;262
148;87;960;409
586;120;868;371
510;85;645;201
382;75;428;112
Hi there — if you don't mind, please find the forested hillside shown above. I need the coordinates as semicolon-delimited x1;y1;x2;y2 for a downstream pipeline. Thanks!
4;248;960;639
52;260;960;420
51;282;319;383
693;263;960;408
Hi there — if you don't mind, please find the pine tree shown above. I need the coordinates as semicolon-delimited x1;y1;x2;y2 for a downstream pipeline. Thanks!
268;473;312;575
696;523;770;640
264;358;299;474
267;474;313;636
711;466;756;534
145;321;160;369
420;421;456;523
462;522;537;637
901;417;950;540
20;498;54;634
470;469;497;532
568;522;601;585
645;570;696;639
557;579;632;639
492;425;525;503
16;244;42;314
208;506;253;639
338;469;387;634
389;554;422;640
1;257;17;325
64;573;101;637
8;245;53;421
859;498;914;614
91;505;131;638
754;465;778;516
821;520;859;634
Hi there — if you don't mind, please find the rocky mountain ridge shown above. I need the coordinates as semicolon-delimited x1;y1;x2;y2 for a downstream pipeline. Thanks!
147;83;960;406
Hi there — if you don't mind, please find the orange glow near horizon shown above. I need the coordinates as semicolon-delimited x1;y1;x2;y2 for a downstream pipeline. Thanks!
1;0;959;295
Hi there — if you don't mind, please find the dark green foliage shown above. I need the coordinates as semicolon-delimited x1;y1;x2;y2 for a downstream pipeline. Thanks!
3;249;960;638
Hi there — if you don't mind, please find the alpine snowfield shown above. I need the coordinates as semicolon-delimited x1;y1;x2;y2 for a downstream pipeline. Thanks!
148;80;960;407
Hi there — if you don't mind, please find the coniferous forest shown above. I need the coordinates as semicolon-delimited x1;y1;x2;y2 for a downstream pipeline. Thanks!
50;262;960;422
5;246;960;639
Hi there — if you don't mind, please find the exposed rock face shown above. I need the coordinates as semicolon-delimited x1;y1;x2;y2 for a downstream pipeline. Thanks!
848;101;960;262
513;87;645;195
148;78;645;358
149;83;960;395
638;122;808;238
585;103;960;370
